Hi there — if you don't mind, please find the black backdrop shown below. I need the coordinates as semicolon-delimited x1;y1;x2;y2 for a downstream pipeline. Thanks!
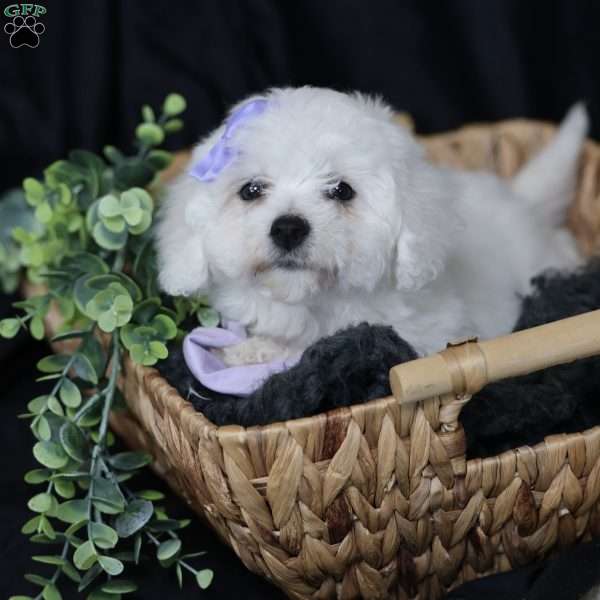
2;1;600;599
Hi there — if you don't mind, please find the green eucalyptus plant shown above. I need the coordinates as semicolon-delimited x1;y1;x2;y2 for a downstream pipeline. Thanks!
0;93;215;599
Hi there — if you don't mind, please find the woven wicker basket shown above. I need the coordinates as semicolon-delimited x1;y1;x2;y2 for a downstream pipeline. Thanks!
103;118;600;600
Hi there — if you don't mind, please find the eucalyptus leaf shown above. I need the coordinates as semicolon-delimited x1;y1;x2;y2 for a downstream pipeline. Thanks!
150;314;177;340
101;579;138;594
146;150;172;170
135;489;164;501
59;379;82;408
197;305;220;327
44;159;88;192
103;145;123;165
131;297;161;324
163;118;183;133
35;203;52;224
102;215;127;233
113;160;154;190
35;416;51;441
42;583;62;600
32;555;65;566
149;340;168;359
33;441;68;469
78;335;105;381
64;519;87;537
24;573;51;586
196;569;214;590
23;177;45;206
89;522;118;550
142;104;155;123
136;123;164;146
54;478;75;499
98;555;124;576
46;396;64;416
0;317;21;338
86;591;114;600
59;421;89;462
114;499;153;538
37;354;70;374
77;562;103;592
163;93;186;116
27;395;47;414
73;273;119;314
149;518;183;532
133;533;142;564
55;499;88;524
30;316;45;340
176;562;182;588
72;353;99;385
24;468;51;484
62;252;109;276
21;516;41;535
60;561;82;583
92;477;126;515
50;329;88;343
27;492;54;513
68;149;105;184
32;535;63;548
92;221;128;251
98;194;121;219
76;395;103;428
39;515;56;540
156;539;181;561
73;540;97;570
109;451;152;471
58;182;72;205
128;211;151;236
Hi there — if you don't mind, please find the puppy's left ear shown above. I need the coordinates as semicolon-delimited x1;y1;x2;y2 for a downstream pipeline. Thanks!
392;141;461;291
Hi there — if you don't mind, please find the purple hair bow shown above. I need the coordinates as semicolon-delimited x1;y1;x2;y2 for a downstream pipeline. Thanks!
189;98;269;182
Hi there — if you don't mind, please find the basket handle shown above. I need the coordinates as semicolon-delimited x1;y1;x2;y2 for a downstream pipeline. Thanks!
389;309;600;405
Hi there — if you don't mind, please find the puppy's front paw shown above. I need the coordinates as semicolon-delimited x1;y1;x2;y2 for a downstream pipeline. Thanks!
219;336;292;366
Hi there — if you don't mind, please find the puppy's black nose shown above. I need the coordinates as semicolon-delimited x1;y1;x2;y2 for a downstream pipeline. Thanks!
270;214;310;251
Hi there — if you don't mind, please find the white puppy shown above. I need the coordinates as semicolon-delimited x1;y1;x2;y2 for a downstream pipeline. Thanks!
156;87;586;361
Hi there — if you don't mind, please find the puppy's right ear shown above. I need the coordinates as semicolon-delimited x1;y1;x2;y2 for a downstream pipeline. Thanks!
155;174;210;297
390;138;462;291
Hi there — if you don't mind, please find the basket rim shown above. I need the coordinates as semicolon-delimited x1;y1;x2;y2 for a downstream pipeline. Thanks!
132;355;600;455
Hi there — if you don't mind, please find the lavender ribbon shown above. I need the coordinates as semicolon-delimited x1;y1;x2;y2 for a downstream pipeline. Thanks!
189;98;269;182
183;320;300;397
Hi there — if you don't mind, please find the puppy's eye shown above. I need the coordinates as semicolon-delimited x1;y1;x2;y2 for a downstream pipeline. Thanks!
326;181;355;203
239;181;265;202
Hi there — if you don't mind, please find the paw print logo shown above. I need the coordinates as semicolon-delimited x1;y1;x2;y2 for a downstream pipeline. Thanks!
4;15;45;48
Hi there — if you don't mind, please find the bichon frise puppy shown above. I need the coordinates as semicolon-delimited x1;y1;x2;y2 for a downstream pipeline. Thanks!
156;87;586;362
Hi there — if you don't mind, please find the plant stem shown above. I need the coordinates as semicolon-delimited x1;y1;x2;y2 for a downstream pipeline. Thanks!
19;312;34;327
98;333;121;444
143;529;198;577
30;322;96;432
111;246;126;272
136;142;150;160
30;352;78;433
87;332;120;532
32;537;70;600
110;478;201;581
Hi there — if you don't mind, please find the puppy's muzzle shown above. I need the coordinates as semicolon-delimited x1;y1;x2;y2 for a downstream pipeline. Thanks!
270;214;310;252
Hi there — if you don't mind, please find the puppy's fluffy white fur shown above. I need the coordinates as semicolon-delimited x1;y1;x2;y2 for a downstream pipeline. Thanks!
156;87;587;360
